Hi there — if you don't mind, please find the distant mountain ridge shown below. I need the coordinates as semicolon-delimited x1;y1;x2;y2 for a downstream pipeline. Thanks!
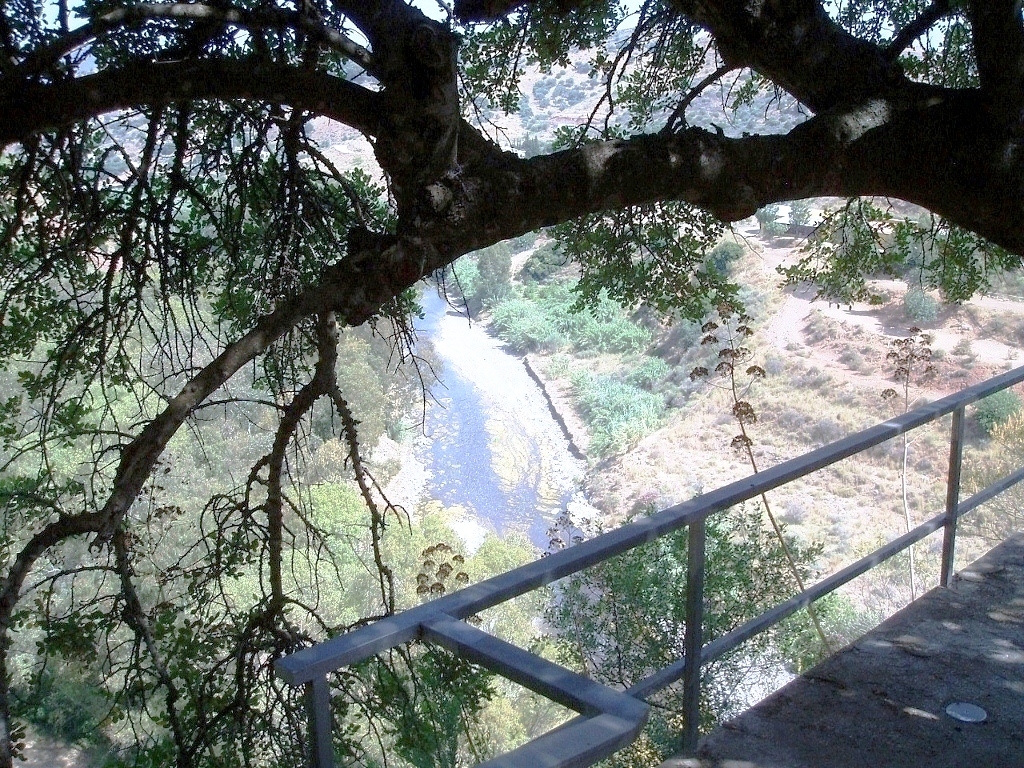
313;34;807;172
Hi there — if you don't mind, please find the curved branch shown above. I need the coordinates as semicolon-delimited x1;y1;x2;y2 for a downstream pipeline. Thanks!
94;289;326;544
884;0;953;60
454;0;529;22
0;509;111;767
456;0;923;116
19;2;375;76
0;58;382;148
0;511;109;633
112;529;189;764
331;386;396;614
91;221;450;553
669;0;908;113
264;314;339;610
423;90;1024;261
662;62;734;134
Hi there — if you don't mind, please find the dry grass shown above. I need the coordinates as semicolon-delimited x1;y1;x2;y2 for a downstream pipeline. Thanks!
581;239;1020;616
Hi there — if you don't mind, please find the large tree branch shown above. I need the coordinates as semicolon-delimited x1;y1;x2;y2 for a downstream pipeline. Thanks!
263;314;339;611
94;222;453;547
112;530;189;764
0;512;109;634
456;0;910;112
454;0;529;21
18;2;375;76
346;2;460;205
670;0;909;113
0;58;382;148
966;0;1024;122
419;93;1024;258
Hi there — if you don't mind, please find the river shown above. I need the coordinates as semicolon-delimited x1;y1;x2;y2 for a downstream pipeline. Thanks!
407;288;587;549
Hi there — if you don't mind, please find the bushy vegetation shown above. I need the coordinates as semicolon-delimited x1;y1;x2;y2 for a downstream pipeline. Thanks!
789;199;813;227
706;241;745;275
490;283;652;355
569;369;665;457
903;287;940;324
546;504;855;766
20;472;551;765
975;389;1023;435
755;205;787;237
626;357;670;390
518;241;567;283
963;412;1024;544
985;268;1024;300
12;670;112;745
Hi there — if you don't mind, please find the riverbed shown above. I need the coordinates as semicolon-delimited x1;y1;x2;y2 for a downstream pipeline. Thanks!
397;289;587;550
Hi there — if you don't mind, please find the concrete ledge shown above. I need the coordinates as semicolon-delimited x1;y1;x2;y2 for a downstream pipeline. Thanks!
663;534;1024;768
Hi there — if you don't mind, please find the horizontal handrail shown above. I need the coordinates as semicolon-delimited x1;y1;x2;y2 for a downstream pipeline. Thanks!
701;511;945;667
276;363;1024;767
957;463;1024;519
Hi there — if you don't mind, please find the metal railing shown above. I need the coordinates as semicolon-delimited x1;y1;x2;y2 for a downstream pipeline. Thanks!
275;364;1024;767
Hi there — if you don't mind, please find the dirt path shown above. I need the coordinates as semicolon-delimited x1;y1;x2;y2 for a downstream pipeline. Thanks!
755;237;1023;392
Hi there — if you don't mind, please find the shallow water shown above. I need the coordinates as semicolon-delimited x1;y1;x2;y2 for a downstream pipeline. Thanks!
414;289;585;549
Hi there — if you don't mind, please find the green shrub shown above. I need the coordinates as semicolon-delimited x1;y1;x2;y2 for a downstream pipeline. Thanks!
476;245;512;302
546;504;859;763
626;357;670;390
490;283;651;355
790;199;813;226
15;669;110;743
518;242;566;283
903;287;939;323
451;256;479;297
489;297;565;352
570;370;664;456
975;390;1022;435
953;337;975;359
707;241;745;274
561;300;651;354
755;204;787;236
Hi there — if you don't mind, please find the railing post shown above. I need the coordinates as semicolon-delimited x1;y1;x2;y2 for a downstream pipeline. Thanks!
941;405;966;587
681;518;706;751
305;675;335;768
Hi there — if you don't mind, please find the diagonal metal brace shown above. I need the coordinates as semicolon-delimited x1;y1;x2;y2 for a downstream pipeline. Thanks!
422;614;649;768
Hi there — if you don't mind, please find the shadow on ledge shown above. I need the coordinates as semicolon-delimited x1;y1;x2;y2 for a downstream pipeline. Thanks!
663;534;1024;768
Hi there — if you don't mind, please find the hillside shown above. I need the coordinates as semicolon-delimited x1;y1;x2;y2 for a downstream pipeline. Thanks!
507;221;1024;621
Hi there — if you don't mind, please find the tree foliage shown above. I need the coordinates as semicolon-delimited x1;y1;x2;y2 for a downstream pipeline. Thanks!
1;0;1024;764
963;411;1024;544
975;390;1023;436
545;505;849;765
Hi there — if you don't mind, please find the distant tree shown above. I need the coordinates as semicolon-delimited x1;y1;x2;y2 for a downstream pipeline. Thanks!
707;241;745;275
517;134;547;158
975;390;1023;436
519;241;568;283
789;199;814;228
963;412;1024;544
475;244;514;306
755;205;788;237
546;505;847;765
903;287;940;324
